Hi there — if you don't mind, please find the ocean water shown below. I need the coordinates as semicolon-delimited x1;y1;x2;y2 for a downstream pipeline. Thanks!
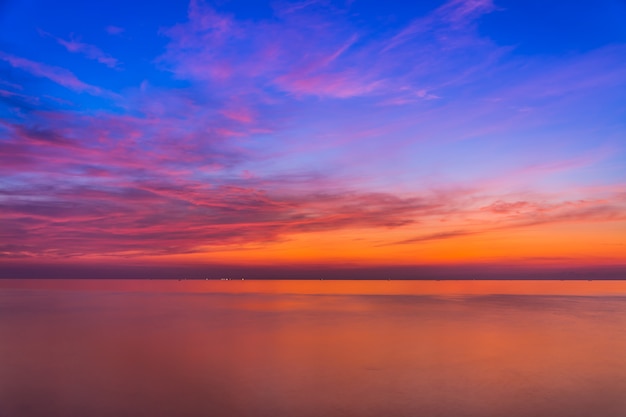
1;279;626;417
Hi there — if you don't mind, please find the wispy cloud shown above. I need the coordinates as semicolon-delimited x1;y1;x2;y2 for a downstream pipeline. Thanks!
0;174;445;258
54;35;120;69
159;0;499;101
105;26;124;35
0;51;109;96
392;230;477;245
383;0;495;52
482;197;626;228
385;199;626;248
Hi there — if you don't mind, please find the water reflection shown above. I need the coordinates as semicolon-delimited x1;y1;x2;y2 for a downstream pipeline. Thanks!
1;280;625;417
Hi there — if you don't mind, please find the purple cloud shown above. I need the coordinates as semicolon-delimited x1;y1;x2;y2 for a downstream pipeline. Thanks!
0;51;111;96
159;0;499;101
105;26;124;35
55;36;120;69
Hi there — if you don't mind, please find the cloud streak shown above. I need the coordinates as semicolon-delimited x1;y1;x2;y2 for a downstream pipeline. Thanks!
54;35;120;69
0;51;109;96
159;0;501;102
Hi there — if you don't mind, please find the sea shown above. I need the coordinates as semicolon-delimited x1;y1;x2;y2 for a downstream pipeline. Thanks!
1;279;625;417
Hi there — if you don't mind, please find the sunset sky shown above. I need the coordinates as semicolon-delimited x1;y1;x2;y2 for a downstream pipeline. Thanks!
1;0;625;278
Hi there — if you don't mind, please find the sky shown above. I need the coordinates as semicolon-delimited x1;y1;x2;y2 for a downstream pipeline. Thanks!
1;0;625;278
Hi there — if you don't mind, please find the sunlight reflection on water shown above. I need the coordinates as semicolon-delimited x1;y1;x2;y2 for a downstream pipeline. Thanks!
1;280;626;417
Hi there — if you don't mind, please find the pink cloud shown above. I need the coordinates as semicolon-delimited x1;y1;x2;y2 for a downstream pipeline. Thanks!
440;0;496;26
275;72;382;98
1;99;479;258
481;200;531;214
105;26;124;35
0;88;37;105
384;0;495;52
220;106;255;124
389;194;626;246
56;37;120;69
0;167;449;258
2;95;624;259
486;198;626;228
0;51;107;96
157;0;504;105
159;2;382;99
273;0;322;16
392;230;476;245
0;78;23;91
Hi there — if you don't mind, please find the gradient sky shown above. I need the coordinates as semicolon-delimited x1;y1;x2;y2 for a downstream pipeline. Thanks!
1;0;625;277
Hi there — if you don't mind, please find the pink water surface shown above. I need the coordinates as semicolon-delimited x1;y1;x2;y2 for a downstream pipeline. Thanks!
1;280;626;417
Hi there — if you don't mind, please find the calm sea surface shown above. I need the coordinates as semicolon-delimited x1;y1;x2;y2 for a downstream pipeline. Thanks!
1;279;626;417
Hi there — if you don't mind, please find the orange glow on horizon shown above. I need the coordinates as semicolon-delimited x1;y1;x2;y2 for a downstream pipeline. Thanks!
150;219;626;267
